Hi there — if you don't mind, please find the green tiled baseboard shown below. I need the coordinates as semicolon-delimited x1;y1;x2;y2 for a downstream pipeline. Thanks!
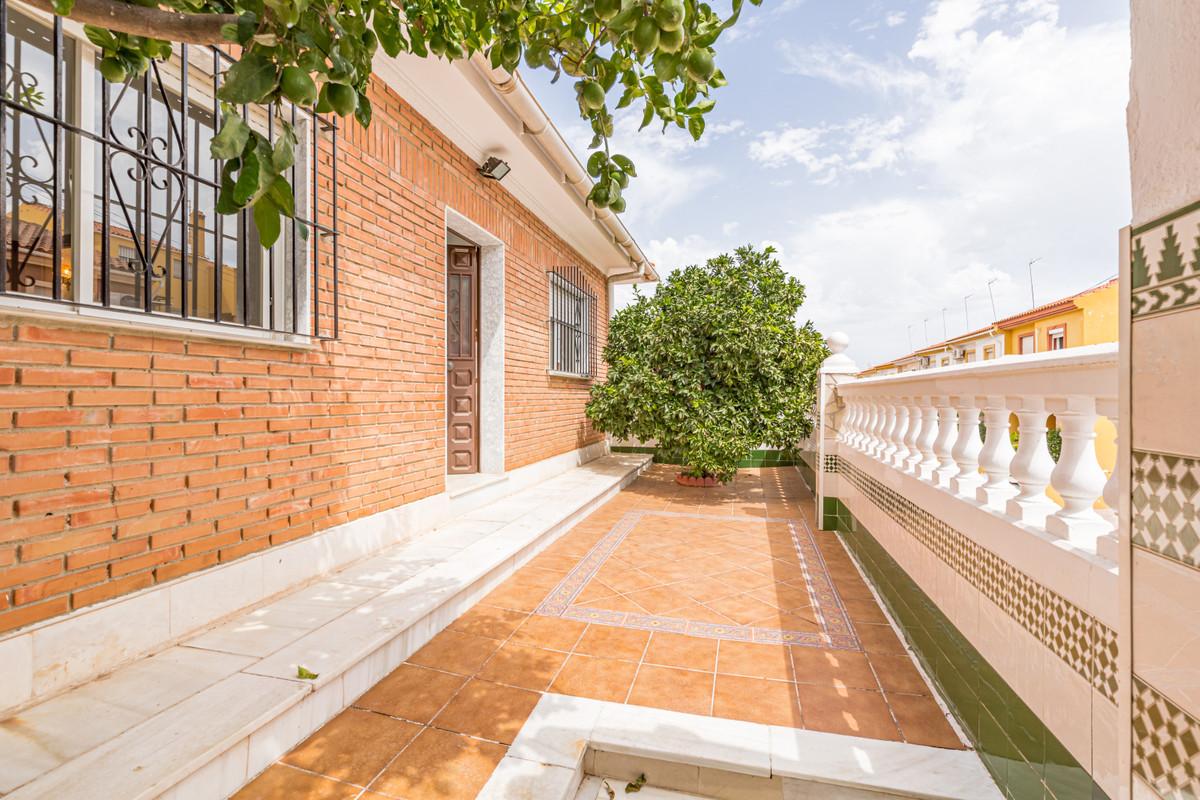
796;448;816;491
611;446;800;469
828;498;1109;800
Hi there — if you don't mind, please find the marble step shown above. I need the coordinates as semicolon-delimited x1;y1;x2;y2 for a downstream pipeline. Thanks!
0;453;651;800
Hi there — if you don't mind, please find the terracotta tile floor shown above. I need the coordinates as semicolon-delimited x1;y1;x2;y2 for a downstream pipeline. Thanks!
237;466;963;800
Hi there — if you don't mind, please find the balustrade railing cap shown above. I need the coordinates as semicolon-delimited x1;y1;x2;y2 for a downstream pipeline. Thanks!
821;331;858;374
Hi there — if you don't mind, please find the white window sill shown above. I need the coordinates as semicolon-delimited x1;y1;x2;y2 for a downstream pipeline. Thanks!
0;294;319;350
547;370;593;381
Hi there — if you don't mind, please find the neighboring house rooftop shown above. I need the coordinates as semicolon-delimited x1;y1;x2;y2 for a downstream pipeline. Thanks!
993;276;1118;328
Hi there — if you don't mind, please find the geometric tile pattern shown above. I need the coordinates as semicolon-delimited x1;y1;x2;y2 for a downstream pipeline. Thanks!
1131;202;1200;319
823;453;840;473
833;455;1119;702
1133;675;1200;799
535;510;860;649
1132;449;1200;571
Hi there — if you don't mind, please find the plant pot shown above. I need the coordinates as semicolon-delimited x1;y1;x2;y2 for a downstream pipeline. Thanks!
675;472;721;487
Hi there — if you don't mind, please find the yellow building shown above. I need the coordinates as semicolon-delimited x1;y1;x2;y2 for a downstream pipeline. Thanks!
995;278;1118;354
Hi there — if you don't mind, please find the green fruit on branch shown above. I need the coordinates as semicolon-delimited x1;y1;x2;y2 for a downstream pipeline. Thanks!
654;0;685;31
321;82;358;116
657;27;684;53
99;56;127;84
685;48;716;83
633;16;660;54
280;66;318;105
595;0;622;22
580;80;606;110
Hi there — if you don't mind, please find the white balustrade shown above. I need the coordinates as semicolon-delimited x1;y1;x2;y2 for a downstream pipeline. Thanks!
933;400;959;488
829;343;1119;556
1006;399;1057;526
891;405;912;468
880;402;900;463
976;396;1017;509
949;398;985;498
914;401;939;480
1044;396;1110;543
902;401;923;473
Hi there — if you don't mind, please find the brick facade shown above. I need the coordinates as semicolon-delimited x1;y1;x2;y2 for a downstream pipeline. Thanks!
0;74;609;634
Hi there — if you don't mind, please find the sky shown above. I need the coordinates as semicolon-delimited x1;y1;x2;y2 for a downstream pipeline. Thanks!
523;0;1132;368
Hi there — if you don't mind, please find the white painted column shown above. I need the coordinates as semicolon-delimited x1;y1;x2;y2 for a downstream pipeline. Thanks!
933;399;959;488
915;399;940;481
1005;399;1058;526
1045;396;1110;545
880;400;900;464
903;400;924;473
949;397;985;497
976;396;1018;509
891;404;911;468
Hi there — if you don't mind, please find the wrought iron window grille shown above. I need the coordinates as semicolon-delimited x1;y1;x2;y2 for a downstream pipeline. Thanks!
0;0;339;338
548;265;597;380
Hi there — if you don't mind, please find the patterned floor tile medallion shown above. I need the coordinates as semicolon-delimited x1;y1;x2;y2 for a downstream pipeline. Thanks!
535;510;860;649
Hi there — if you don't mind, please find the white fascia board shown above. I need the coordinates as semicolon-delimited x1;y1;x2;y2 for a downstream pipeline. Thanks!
371;51;638;276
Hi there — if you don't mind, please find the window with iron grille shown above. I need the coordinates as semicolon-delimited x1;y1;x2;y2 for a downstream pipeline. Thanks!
0;1;339;337
548;265;597;379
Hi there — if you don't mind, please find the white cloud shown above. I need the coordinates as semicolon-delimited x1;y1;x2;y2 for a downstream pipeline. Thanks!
748;116;907;181
885;11;907;27
779;41;929;93
765;0;1130;366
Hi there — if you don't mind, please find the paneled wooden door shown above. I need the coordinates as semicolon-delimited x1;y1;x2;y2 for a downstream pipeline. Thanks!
446;244;480;474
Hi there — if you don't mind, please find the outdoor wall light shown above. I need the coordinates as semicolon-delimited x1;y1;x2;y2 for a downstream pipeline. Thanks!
478;156;512;181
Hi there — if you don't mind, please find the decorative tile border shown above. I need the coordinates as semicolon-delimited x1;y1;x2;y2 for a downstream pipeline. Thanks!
833;456;1118;703
1132;450;1200;571
823;454;839;473
1131;203;1200;319
1133;675;1200;799
535;510;860;649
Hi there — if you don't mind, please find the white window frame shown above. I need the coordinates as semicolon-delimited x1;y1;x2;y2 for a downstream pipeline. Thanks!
2;1;312;342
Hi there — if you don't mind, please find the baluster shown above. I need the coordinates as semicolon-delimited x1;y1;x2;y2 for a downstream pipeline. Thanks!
859;401;873;451
976;395;1017;508
903;400;924;473
839;401;854;446
915;399;940;481
891;404;911;468
949;397;985;497
933;398;959;488
880;400;899;464
873;401;890;457
863;402;882;454
1045;396;1110;545
1005;399;1058;526
1097;415;1120;561
844;400;864;450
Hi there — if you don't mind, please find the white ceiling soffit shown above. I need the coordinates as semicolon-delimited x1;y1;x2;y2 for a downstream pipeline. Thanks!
371;51;654;279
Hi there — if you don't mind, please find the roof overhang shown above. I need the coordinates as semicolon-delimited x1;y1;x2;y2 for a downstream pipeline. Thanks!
372;52;655;282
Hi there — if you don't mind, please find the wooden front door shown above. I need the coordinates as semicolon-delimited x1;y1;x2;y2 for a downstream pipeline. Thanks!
446;244;480;474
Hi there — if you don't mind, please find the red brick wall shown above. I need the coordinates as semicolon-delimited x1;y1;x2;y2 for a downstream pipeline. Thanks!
0;74;608;634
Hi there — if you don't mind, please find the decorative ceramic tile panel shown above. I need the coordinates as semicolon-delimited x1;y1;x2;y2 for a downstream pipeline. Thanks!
1131;203;1200;319
535;509;860;649
1092;624;1119;701
1133;675;1200;799
833;455;1117;702
823;454;840;473
1132;450;1200;571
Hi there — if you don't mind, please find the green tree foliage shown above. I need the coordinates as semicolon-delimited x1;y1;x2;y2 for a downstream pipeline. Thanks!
586;245;827;482
45;0;756;244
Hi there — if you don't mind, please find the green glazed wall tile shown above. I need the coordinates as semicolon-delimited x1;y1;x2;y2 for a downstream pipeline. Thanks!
828;498;1108;800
